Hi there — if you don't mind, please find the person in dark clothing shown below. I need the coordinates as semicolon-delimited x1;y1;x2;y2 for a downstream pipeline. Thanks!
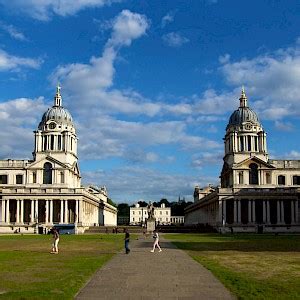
124;229;130;254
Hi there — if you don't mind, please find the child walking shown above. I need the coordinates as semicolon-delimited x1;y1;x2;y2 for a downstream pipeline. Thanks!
151;229;162;252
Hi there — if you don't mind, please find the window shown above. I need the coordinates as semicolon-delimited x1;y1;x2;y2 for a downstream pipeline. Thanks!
133;211;135;215
0;175;8;184
166;211;168;215
266;172;271;184
160;211;162;215
255;137;258;151
43;136;47;150
43;162;52;184
166;218;168;222
139;211;141;215
240;136;244;151
249;163;259;185
16;175;23;184
293;175;300;185
132;217;135;221
50;135;54;150
32;172;37;183
247;136;251;151
58;135;62;150
239;172;244;184
278;175;286;185
60;171;64;184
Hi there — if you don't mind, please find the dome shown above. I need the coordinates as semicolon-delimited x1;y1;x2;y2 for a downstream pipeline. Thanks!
38;85;74;129
226;87;261;129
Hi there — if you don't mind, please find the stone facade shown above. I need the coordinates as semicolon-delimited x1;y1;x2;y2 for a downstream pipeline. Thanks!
0;87;117;234
185;88;300;233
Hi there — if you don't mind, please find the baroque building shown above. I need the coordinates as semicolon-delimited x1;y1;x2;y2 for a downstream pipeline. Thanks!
0;86;117;233
185;88;300;232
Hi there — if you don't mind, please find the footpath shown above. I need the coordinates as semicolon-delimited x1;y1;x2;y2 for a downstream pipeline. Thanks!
75;235;235;300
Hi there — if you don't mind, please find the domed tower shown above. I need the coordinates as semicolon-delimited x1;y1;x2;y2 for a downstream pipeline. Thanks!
33;85;78;168
221;87;268;187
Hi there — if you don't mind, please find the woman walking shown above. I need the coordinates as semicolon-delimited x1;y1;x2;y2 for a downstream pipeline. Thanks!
151;229;162;252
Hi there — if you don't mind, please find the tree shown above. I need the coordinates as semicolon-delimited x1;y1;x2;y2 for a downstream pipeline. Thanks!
107;198;117;207
117;203;130;216
158;198;170;207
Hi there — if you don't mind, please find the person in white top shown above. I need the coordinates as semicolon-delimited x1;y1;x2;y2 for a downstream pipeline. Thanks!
151;230;162;252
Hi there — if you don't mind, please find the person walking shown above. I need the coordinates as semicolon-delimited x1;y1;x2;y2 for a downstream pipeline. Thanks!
151;229;162;252
124;229;130;254
51;227;60;254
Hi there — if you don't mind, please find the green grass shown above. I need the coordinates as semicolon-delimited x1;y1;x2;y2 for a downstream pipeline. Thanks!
0;234;125;299
166;233;300;300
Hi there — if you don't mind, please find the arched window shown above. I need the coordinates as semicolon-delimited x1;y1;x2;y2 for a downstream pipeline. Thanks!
278;175;286;185
43;162;52;184
249;163;258;185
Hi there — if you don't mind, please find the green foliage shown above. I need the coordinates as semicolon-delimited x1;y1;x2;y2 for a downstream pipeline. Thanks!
167;233;300;300
107;198;117;207
117;203;130;216
0;234;123;299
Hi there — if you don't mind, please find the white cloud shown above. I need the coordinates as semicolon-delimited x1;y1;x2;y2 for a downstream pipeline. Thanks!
285;150;300;159
219;53;230;64
0;0;121;21
0;22;27;41
161;12;175;28
220;39;300;119
0;49;42;71
162;32;189;47
274;120;294;132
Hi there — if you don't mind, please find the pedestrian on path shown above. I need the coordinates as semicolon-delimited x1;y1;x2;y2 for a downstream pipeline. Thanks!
124;229;130;254
51;227;59;254
151;229;162;252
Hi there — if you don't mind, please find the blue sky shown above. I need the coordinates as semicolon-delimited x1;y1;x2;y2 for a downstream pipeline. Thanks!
1;0;300;204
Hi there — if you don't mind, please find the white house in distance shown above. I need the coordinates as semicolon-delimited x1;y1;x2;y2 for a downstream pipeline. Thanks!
0;86;117;234
130;203;184;225
185;88;300;233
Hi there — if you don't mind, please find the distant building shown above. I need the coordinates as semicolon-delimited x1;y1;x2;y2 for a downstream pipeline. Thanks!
185;88;300;233
130;203;184;225
0;86;117;234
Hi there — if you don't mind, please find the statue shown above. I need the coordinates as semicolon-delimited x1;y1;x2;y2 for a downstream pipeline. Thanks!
147;201;155;219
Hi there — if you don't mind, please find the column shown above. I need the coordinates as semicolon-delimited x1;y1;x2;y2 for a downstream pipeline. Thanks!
64;200;68;223
277;201;281;224
45;200;49;223
291;201;295;224
252;201;256;223
76;200;79;223
295;200;299;223
280;201;284;224
234;200;237;223
237;200;241;223
30;200;35;223
266;201;270;224
1;200;5;223
6;199;10;223
20;200;24;224
263;201;266;223
49;200;53;224
248;200;252;224
223;200;227;225
79;200;83;224
60;200;64;223
35;200;39;223
16;200;20;223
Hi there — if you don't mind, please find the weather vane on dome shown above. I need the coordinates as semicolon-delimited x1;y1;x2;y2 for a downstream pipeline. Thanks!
56;83;61;94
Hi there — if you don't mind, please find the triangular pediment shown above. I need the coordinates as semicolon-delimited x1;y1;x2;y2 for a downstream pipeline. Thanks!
234;156;275;169
72;161;81;176
27;156;70;169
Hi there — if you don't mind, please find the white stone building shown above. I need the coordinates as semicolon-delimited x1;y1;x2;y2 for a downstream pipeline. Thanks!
130;203;184;225
0;86;117;234
185;88;300;233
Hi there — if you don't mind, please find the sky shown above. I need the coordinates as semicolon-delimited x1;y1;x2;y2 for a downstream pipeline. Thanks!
1;0;300;204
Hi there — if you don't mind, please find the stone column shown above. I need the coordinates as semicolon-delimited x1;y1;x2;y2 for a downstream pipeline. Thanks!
6;199;10;223
79;200;83;224
35;200;39;223
60;200;64;223
291;201;295;224
234;200;237;223
252;201;256;223
1;200;5;223
266;201;270;224
295;200;299;223
277;200;281;224
248;200;252;224
49;200;53;224
20;200;24;224
64;200;68;223
76;200;79;223
263;201;266;223
45;200;49;224
280;201;284;224
30;200;35;223
16;200;20;223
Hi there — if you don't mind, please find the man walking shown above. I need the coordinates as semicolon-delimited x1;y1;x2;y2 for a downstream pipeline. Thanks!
51;227;59;254
124;229;130;254
151;229;162;252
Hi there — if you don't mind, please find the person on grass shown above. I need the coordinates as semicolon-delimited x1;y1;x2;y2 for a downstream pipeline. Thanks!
151;229;162;253
51;227;59;254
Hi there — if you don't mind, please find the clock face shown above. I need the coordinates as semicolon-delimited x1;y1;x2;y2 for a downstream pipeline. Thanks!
245;123;252;130
49;122;56;129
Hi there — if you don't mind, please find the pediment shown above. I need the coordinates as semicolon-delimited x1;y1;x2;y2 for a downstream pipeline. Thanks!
27;156;70;169
235;156;275;169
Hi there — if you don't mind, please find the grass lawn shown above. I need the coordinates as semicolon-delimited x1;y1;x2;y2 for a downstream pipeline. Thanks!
166;233;300;300
0;234;125;299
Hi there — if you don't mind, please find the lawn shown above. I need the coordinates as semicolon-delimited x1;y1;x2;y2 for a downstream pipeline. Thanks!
166;233;300;300
0;234;124;299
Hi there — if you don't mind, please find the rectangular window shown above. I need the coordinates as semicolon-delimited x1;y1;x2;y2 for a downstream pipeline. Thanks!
293;175;300;185
133;217;135;221
43;136;47;150
60;171;64;184
160;211;162;215
33;172;37;183
16;175;23;184
139;211;141;215
50;135;54;150
133;211;135;215
166;211;168;215
255;137;258;151
247;136;251;151
166;218;168;222
58;135;62;150
0;175;8;184
278;175;286;185
240;136;244;151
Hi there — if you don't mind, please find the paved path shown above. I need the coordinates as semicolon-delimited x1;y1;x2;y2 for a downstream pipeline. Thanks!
75;235;235;300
